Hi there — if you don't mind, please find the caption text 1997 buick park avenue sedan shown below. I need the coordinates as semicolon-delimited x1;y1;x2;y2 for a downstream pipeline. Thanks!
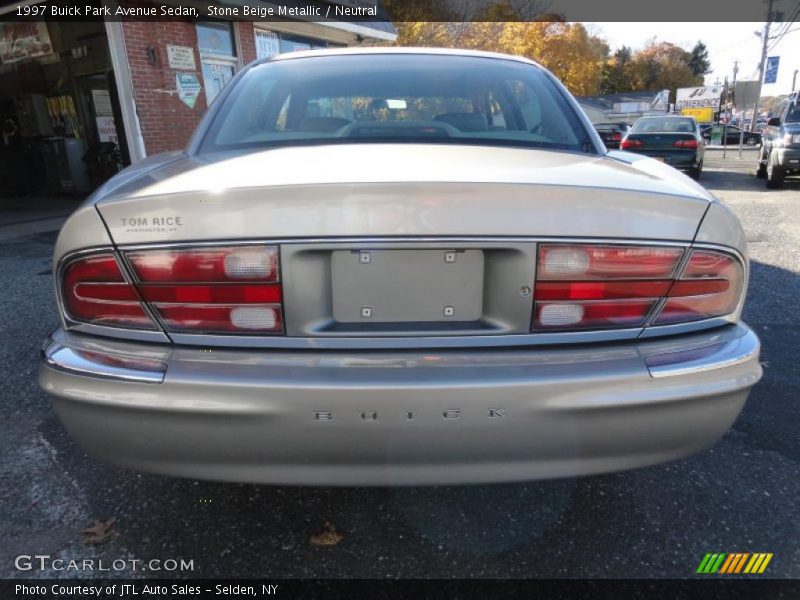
39;48;762;486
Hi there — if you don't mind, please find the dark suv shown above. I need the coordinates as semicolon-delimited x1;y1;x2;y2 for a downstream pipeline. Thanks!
757;93;800;189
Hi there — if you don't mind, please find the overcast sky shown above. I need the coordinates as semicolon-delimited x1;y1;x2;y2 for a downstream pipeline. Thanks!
584;22;800;96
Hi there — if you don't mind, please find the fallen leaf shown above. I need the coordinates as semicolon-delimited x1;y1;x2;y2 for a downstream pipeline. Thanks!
82;518;119;546
310;521;343;547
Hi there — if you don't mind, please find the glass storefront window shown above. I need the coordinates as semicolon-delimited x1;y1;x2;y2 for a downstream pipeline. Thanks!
197;22;236;57
197;22;238;106
254;29;339;60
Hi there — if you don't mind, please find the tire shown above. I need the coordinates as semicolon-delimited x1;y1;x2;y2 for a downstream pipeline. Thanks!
756;146;768;178
766;155;785;189
688;162;702;180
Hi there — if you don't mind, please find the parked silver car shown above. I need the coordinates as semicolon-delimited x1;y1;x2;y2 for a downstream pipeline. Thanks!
40;48;761;486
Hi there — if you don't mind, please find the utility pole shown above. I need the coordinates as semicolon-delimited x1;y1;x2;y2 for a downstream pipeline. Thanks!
732;60;745;157
794;69;798;92
722;76;729;158
751;0;774;132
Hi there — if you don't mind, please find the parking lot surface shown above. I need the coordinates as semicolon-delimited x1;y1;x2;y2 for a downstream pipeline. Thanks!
1;148;797;579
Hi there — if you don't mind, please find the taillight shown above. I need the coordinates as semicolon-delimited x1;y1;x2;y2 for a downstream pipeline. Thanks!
538;245;683;280
60;246;284;335
654;250;744;325
673;139;699;149
612;132;622;141
126;247;278;283
533;244;743;331
620;138;643;149
126;246;283;335
61;253;156;329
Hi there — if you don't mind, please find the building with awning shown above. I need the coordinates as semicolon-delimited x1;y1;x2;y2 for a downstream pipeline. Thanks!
0;1;396;197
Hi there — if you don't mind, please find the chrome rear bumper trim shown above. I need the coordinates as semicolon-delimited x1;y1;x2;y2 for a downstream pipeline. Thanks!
42;341;166;384
644;326;761;378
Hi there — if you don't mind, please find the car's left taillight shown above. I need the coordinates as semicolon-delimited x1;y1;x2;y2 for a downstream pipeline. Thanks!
60;246;284;335
61;253;157;330
620;138;643;149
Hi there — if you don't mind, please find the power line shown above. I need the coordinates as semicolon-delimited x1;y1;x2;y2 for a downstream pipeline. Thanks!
768;26;800;51
767;0;800;50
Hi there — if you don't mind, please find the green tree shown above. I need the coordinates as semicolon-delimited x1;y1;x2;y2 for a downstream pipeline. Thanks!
599;46;632;94
689;41;712;77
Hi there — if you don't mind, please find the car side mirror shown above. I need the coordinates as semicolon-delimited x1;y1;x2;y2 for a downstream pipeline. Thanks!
767;117;781;126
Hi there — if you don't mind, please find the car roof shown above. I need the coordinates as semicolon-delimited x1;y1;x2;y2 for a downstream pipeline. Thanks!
253;46;544;69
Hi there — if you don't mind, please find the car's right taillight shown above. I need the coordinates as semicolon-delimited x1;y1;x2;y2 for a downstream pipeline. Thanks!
653;249;744;325
673;139;699;149
533;244;744;331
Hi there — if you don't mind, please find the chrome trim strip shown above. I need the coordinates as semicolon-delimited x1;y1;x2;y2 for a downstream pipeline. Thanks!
42;341;166;384
645;326;760;378
115;236;697;251
169;327;641;350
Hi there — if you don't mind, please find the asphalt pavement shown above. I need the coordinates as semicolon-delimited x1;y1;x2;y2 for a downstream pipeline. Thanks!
0;147;797;579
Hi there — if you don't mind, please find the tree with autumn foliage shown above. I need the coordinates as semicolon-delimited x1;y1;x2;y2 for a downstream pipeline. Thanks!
627;40;704;94
391;20;610;96
387;1;709;99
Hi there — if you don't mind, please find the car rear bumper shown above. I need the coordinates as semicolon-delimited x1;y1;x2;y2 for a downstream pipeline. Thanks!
636;151;700;169
40;324;762;486
774;147;800;171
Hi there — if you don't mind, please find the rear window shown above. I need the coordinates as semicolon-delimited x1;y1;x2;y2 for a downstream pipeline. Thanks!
785;103;800;123
200;54;592;154
632;118;697;133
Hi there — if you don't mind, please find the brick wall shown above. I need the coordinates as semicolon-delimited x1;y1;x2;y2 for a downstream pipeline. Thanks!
122;17;207;155
237;21;257;65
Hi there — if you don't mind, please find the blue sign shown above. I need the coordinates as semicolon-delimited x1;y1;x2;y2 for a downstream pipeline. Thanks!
764;56;780;84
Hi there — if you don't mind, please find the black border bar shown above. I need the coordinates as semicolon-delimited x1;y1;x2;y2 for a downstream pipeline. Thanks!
0;0;797;22
3;579;800;600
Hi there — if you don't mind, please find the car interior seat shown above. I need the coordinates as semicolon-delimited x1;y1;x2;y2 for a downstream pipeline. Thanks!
433;112;489;132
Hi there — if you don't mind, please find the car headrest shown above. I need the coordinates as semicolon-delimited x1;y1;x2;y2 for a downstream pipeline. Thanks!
297;117;352;133
433;112;488;132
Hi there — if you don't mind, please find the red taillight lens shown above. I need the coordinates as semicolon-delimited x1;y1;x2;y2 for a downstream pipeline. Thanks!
535;280;671;301
62;254;156;329
673;139;699;149
620;138;643;149
654;250;744;325
533;245;743;331
138;284;282;304
124;245;284;335
126;246;279;283
612;132;622;141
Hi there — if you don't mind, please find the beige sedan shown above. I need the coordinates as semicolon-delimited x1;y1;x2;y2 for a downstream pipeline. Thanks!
40;48;761;485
